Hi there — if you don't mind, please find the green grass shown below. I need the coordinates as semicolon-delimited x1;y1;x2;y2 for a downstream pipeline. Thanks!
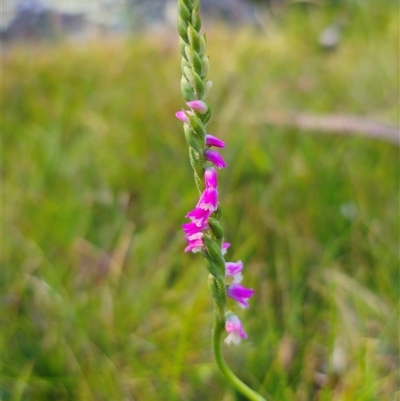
3;2;399;400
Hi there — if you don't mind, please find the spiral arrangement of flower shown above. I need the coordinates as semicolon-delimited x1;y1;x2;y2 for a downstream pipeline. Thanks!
175;1;266;400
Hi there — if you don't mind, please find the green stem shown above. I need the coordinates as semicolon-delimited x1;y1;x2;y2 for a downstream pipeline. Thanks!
212;310;267;401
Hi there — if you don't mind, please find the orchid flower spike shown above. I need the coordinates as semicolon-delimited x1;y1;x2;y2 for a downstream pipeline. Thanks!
176;2;265;398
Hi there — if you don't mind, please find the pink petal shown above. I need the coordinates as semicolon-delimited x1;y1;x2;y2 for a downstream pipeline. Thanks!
227;284;254;308
184;238;204;253
204;167;218;189
225;314;248;345
225;261;243;276
206;134;225;148
196;187;218;212
205;149;226;169
175;110;189;123
221;242;231;255
182;221;209;235
186;100;208;114
186;207;212;227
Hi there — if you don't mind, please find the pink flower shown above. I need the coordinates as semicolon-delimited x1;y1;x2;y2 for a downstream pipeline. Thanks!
227;283;254;308
205;149;226;169
221;242;231;255
185;231;203;241
196;187;218;212
225;313;248;345
175;110;190;123
187;100;208;114
182;220;208;253
182;221;209;236
206;134;225;148
184;238;204;253
186;207;212;227
225;260;243;283
204;167;217;189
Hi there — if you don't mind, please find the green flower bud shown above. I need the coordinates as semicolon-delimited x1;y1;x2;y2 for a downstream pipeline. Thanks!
189;147;205;191
201;56;209;79
181;57;191;73
183;66;204;99
181;77;195;101
213;202;222;219
191;9;202;32
179;37;188;59
208;217;224;240
199;34;207;57
204;80;213;98
184;124;204;155
185;46;203;76
187;25;200;53
187;111;206;140
203;235;225;278
208;274;226;317
202;106;211;124
178;1;191;22
177;16;188;43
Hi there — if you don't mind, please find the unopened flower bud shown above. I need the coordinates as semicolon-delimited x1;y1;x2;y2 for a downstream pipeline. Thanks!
187;100;208;114
206;134;225;148
176;110;189;123
205;149;226;169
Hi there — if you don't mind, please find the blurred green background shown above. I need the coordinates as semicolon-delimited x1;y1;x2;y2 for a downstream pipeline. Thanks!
3;1;399;400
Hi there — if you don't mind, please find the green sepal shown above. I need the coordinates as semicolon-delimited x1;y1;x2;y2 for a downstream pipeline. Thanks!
208;274;226;317
204;80;213;98
183;66;204;99
187;25;201;53
199;34;207;57
187;112;206;139
180;77;195;101
202;105;211;125
184;124;204;155
178;1;191;23
179;37;188;59
181;57;191;73
208;217;224;240
191;9;202;32
185;46;203;77
204;235;226;278
194;172;204;193
180;0;193;12
192;0;200;12
177;16;188;43
189;147;204;191
201;55;209;79
213;203;222;220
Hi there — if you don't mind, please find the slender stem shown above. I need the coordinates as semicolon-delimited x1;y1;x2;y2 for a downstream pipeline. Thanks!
212;310;267;401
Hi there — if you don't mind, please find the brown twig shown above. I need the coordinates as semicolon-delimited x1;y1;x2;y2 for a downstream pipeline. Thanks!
254;112;400;145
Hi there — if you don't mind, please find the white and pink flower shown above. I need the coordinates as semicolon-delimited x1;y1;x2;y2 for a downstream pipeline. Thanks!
225;313;248;345
227;283;254;308
225;260;244;283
